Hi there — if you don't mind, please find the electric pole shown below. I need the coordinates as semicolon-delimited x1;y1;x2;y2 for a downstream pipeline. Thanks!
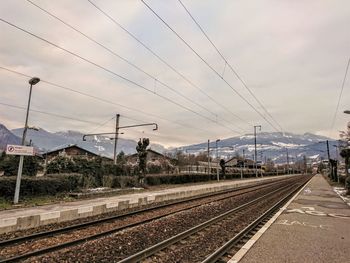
113;114;120;165
286;148;290;174
207;139;210;175
254;125;261;177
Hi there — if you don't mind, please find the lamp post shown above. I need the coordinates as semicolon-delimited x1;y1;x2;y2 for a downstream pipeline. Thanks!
14;77;40;204
254;125;261;177
216;139;220;181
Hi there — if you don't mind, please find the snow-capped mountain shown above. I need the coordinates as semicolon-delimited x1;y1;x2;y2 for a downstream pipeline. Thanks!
0;122;339;162
174;132;338;163
11;127;165;157
0;124;21;150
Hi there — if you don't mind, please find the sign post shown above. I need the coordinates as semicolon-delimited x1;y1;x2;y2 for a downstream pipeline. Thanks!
6;145;34;156
6;144;35;204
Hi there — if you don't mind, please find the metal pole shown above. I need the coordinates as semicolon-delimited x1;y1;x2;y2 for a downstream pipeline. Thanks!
334;144;339;183
14;79;37;204
207;139;210;175
216;139;220;181
254;125;261;177
326;140;332;179
243;149;245;178
113;114;120;165
286;148;290;175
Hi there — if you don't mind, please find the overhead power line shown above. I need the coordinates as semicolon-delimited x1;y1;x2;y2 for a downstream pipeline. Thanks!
330;57;350;134
177;0;285;133
0;65;232;136
87;0;251;128
0;101;102;125
26;0;226;125
0;17;242;135
141;0;282;133
87;115;115;134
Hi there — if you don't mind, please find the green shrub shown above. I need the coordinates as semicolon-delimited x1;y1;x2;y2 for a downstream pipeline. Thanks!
0;175;81;200
0;154;41;176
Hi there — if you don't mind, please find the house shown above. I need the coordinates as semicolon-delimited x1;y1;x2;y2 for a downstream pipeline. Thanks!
127;149;175;164
44;144;111;162
225;156;256;168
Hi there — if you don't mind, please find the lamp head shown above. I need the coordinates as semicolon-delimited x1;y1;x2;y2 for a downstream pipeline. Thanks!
29;77;40;85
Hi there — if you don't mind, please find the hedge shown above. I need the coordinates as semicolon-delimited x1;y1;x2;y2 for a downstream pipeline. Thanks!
0;174;82;200
144;171;285;185
0;171;289;200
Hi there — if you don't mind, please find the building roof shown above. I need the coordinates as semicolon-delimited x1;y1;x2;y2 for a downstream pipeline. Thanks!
45;144;101;157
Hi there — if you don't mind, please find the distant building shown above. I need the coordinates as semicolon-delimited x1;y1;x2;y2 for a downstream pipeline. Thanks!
44;144;111;162
127;149;175;164
225;156;255;168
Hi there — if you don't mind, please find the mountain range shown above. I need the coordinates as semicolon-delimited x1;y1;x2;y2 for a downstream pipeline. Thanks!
0;123;338;163
178;132;338;163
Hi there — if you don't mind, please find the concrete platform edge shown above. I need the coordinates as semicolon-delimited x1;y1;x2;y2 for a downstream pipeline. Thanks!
228;176;312;263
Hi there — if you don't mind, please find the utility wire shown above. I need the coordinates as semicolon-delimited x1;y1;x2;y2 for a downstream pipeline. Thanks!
0;101;101;125
87;0;251;128
0;17;242;135
0;65;231;135
177;0;284;133
141;0;281;133
87;115;115;134
26;0;229;127
330;58;350;134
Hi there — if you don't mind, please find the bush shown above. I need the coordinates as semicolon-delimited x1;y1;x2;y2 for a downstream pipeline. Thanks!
0;154;41;176
0;175;82;200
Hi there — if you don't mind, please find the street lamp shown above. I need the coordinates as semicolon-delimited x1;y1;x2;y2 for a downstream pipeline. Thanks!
216;139;220;181
14;77;40;204
254;125;261;177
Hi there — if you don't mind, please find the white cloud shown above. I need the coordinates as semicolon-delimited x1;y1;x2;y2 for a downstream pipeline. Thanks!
0;0;349;147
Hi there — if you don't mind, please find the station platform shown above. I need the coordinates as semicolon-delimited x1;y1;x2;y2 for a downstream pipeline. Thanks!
234;174;350;263
0;174;297;234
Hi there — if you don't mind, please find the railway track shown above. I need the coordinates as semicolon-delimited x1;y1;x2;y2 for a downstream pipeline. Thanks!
0;175;308;262
118;178;309;263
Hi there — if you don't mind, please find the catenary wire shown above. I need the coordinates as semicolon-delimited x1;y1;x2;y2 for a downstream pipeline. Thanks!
26;0;230;127
177;0;285;133
141;0;282;133
87;0;251;128
0;65;231;136
0;101;102;125
0;17;242;135
87;115;115;134
330;57;350;135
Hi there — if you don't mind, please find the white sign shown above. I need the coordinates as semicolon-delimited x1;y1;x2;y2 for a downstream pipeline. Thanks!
6;144;34;156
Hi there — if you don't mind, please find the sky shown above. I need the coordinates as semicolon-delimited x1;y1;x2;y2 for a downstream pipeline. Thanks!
0;0;349;148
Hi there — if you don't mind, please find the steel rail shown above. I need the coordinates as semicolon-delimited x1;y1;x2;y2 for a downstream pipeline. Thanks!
117;182;298;263
201;177;312;263
0;176;294;247
0;177;299;262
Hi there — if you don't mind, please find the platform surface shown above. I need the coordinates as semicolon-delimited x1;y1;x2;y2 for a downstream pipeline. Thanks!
0;175;296;234
239;174;350;263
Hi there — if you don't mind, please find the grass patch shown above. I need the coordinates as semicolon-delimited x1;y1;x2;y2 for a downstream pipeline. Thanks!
0;194;76;211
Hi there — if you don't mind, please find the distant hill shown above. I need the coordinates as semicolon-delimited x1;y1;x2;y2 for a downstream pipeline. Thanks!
174;132;338;163
1;122;339;163
11;127;166;157
0;124;21;150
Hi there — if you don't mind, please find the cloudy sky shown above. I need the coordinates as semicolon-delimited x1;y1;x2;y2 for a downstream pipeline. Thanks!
0;0;349;147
